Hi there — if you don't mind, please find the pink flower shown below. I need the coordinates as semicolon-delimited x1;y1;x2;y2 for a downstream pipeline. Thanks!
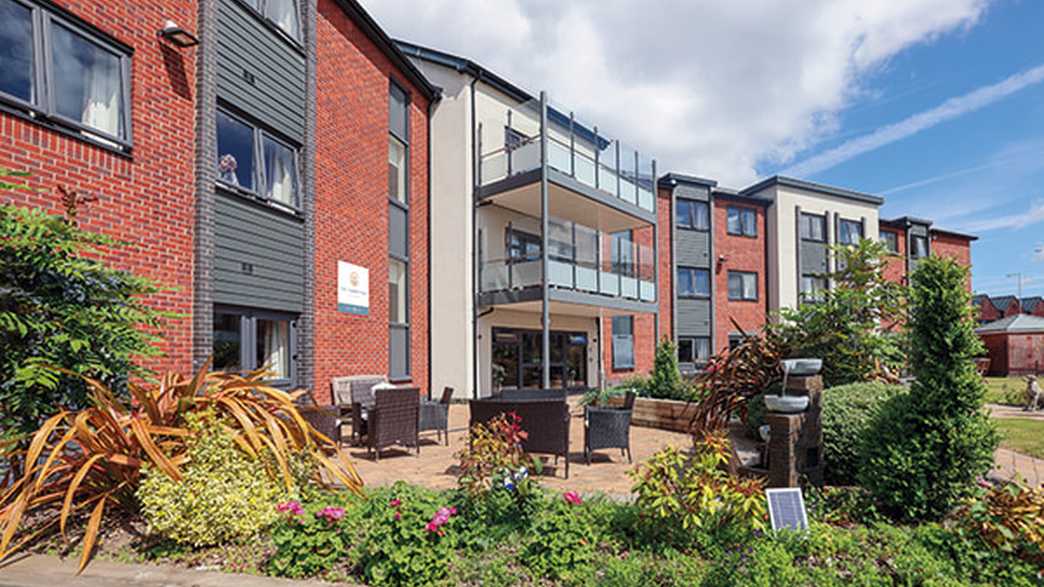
389;498;401;507
425;505;458;534
276;500;303;515
394;512;401;521
563;491;583;505
316;506;345;523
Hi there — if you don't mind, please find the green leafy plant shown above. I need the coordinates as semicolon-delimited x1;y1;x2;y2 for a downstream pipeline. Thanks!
629;434;765;549
353;482;461;587
956;481;1043;567
520;491;597;583
137;412;288;547
267;497;356;579
820;382;906;485
0;198;167;446
860;256;998;521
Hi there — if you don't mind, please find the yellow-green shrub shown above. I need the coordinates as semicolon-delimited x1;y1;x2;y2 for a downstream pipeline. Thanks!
137;414;286;547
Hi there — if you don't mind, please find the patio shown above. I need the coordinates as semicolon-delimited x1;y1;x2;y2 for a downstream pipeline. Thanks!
343;399;693;495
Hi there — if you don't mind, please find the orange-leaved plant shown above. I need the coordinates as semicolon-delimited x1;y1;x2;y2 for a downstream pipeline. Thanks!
0;362;363;573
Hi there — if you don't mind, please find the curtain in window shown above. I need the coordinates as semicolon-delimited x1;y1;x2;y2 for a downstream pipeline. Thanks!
52;23;122;138
258;319;289;379
743;274;756;299
264;136;296;206
266;0;301;40
727;208;742;233
741;210;756;235
82;46;120;137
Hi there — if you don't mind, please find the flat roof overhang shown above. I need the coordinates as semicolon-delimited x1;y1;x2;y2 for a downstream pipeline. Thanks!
477;168;657;233
478;286;658;317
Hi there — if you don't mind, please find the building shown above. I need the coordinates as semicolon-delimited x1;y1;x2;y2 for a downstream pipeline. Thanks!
976;314;1044;376
879;217;977;289
398;42;661;398
0;0;436;400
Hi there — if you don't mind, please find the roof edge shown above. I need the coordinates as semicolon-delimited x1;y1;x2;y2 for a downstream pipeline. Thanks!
739;175;884;205
658;172;718;188
394;40;531;103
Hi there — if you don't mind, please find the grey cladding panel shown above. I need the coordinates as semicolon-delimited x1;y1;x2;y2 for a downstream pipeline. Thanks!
674;184;710;201
676;229;710;267
908;224;929;237
217;0;306;141
214;192;305;313
676;299;711;336
800;241;828;274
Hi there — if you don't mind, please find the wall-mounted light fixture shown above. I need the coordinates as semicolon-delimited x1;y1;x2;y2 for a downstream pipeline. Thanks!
158;20;199;48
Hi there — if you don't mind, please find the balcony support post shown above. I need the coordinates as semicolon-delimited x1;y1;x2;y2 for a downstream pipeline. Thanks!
593;126;599;190
571;222;577;289
507;221;513;290
539;91;551;390
506;110;513;176
651;158;660;340
569;112;575;177
615;140;621;199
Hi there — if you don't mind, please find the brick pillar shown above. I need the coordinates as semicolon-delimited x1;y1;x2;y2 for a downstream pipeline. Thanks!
766;374;824;488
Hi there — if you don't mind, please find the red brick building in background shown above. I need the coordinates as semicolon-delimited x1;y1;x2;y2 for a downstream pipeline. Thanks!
712;191;768;352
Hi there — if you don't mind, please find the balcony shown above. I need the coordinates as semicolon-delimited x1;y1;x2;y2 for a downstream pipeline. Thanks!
477;211;657;313
475;96;657;228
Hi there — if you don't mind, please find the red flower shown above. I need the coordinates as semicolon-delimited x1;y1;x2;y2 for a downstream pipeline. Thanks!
563;491;583;505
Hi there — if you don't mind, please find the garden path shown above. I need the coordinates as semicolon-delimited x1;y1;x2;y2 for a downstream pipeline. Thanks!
990;448;1043;488
987;403;1044;420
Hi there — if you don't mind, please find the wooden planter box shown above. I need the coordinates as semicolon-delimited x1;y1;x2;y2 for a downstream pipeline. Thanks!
607;396;697;433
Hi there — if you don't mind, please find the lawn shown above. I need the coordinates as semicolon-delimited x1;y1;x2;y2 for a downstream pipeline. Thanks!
995;417;1044;459
983;376;1026;406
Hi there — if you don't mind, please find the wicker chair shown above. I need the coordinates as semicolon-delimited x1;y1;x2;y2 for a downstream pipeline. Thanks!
500;388;568;401
584;391;635;464
469;397;571;478
348;376;385;445
299;404;344;447
419;386;453;445
367;387;420;460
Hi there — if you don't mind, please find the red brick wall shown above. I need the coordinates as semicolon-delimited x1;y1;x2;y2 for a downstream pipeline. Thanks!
978;299;1001;323
713;199;766;352
1003;333;1044;376
0;0;198;376
602;223;657;382
980;333;1008;376
657;187;673;339
932;232;973;291
881;227;907;285
313;0;429;403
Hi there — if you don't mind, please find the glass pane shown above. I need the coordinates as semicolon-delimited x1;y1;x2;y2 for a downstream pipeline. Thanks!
491;333;519;391
51;22;123;138
727;208;741;234
611;316;632;336
695;269;710;296
696;338;710;361
388;137;407;203
217;111;255;189
0;0;33;103
694;202;709;230
265;0;300;40
675;200;691;228
677;339;693;363
678;268;693;296
742;210;756;236
388;258;407;324
263;135;298;207
728;273;742;299
213;313;241;372
256;319;290;380
743;273;757;299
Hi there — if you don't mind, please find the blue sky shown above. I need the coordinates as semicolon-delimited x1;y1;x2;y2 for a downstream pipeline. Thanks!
765;1;1044;297
367;0;1039;296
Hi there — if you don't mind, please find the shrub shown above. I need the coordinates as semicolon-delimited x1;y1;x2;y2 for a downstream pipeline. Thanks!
860;256;997;521
955;481;1044;568
267;497;357;579
648;338;682;398
820;382;906;485
0;196;166;445
353;482;463;587
629;434;765;549
138;414;286;547
520;492;597;583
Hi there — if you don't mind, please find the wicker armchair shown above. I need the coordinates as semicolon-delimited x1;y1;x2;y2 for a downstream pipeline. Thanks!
469;398;571;478
299;404;344;447
367;387;420;460
348;376;385;445
584;391;635;464
419;386;453;445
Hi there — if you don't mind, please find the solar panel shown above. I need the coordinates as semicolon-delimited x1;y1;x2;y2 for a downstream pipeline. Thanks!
766;488;808;531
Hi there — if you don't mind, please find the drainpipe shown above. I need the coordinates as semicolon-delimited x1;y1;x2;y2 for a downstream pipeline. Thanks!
426;91;438;401
470;73;481;398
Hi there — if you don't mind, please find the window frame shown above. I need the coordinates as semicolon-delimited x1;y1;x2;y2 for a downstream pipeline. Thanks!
611;316;635;370
212;306;297;388
0;0;134;152
726;206;757;237
232;0;303;46
800;273;827;303
727;270;758;301
910;235;929;259
675;198;710;231
799;212;827;243
388;79;411;382
677;336;710;364
216;106;302;212
677;266;710;299
880;229;899;253
838;218;863;245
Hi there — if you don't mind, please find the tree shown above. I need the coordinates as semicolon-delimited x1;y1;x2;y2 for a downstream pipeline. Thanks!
0;173;168;444
859;255;997;521
770;238;907;387
649;337;682;398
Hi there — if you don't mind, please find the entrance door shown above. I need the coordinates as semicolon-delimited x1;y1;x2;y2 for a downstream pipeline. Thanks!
491;327;588;391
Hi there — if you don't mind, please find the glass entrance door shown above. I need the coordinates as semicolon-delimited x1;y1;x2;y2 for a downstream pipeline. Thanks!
492;327;588;391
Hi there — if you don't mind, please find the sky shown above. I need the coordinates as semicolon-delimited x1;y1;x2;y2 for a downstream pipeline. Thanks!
360;0;1044;298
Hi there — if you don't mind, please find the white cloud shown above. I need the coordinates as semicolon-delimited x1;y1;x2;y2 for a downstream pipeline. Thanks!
782;63;1044;177
958;200;1044;233
361;0;989;185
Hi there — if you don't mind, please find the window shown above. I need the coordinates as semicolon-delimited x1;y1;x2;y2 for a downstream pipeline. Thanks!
728;271;758;301
547;219;574;262
213;309;295;385
506;228;542;263
800;274;827;302
388;137;407;204
677;337;710;364
911;235;929;258
880;230;899;253
799;213;826;242
505;126;527;151
728;334;743;351
388;259;407;324
217;108;300;208
0;0;132;148
676;199;709;231
611;316;634;370
239;0;301;42
727;206;757;237
839;219;863;245
611;231;634;276
677;267;710;298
